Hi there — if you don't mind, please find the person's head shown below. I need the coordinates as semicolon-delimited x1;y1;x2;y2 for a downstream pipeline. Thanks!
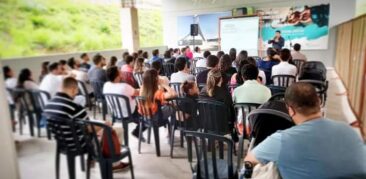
67;57;76;69
3;66;14;79
266;47;277;59
41;61;50;73
216;51;225;59
137;50;143;56
62;77;79;99
229;48;237;62
80;53;89;62
134;57;145;73
275;30;281;38
17;68;32;88
109;56;118;67
125;55;134;65
164;50;172;59
175;57;188;72
293;43;301;52
141;69;159;103
203;50;211;59
181;81;199;97
173;48;180;55
132;52;138;60
246;57;257;66
106;66;121;83
241;64;258;81
59;59;67;66
207;55;219;68
194;46;200;53
151;61;162;73
285;83;321;124
142;51;148;59
236;59;250;85
49;62;62;75
280;48;291;62
206;68;223;97
185;46;191;52
122;51;129;60
219;54;232;72
181;47;187;55
152;49;159;57
168;48;174;54
93;53;106;67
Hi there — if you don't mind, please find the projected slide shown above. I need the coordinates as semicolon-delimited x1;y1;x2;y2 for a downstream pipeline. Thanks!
220;16;259;56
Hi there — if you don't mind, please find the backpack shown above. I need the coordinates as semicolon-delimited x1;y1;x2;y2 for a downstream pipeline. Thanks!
298;61;327;81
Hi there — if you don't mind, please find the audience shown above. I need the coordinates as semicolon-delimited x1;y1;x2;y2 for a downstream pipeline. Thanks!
216;51;225;60
151;61;169;86
193;46;202;58
39;62;64;97
68;58;92;94
121;55;134;73
172;48;181;58
134;57;146;73
171;57;195;83
106;56;118;69
235;50;248;70
219;54;237;84
229;48;237;67
163;50;175;64
291;43;307;61
79;53;91;72
247;57;266;85
150;49;163;64
59;59;69;75
3;66;17;89
117;51;129;69
272;48;297;78
196;50;211;68
16;68;39;90
245;83;366;178
142;51;149;63
137;50;143;57
258;47;280;85
88;54;107;83
184;46;193;60
196;55;219;84
39;61;50;82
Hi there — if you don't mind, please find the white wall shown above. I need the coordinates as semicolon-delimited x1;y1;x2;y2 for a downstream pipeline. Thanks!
162;0;356;66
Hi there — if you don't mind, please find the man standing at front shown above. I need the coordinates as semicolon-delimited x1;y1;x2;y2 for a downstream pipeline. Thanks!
269;30;285;51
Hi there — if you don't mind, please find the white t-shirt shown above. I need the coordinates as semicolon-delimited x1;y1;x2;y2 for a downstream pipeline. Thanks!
271;62;297;85
103;82;136;118
23;81;39;90
5;78;17;89
196;59;207;68
39;73;64;97
170;71;195;83
193;52;203;58
291;51;307;61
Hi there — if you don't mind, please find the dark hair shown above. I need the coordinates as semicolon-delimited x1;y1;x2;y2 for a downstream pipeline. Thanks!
109;56;118;67
134;57;145;73
17;68;32;88
67;57;76;69
49;62;60;72
106;66;119;82
266;47;278;61
59;59;67;66
203;51;211;59
142;51;148;59
246;57;257;66
137;50;143;56
122;52;129;59
229;48;237;62
276;30;281;34
181;81;196;96
132;52;138;60
194;46;200;53
175;57;187;71
216;51;225;59
152;49;159;56
293;43;301;51
41;61;50;76
285;83;321;116
62;77;78;89
181;47;187;54
80;53;88;59
164;50;171;59
3;66;12;79
93;54;103;65
173;48;180;53
241;64;258;80
219;54;232;72
125;55;134;64
280;48;291;62
236;50;248;67
168;48;174;53
207;55;219;68
151;61;162;72
236;59;250;85
141;69;159;104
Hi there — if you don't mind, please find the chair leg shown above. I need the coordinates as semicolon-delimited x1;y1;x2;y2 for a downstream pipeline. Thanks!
147;127;151;144
219;141;224;159
80;154;85;172
99;161;107;179
86;154;91;179
138;122;143;154
55;148;60;179
180;130;184;148
123;121;129;146
105;162;113;179
170;126;175;158
19;112;23;135
93;102;96;119
128;151;135;179
237;135;244;169
36;114;41;138
28;112;35;137
153;126;161;157
66;154;76;179
102;100;107;121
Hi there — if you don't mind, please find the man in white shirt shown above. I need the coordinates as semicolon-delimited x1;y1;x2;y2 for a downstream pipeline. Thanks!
3;66;17;105
193;46;203;58
272;48;297;85
39;62;64;97
196;50;211;68
103;66;146;140
291;43;307;61
170;57;195;83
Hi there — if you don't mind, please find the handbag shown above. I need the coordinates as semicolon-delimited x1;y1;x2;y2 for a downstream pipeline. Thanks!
101;129;121;157
251;162;282;179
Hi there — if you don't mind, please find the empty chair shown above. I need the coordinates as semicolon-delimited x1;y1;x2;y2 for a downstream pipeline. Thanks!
293;59;306;75
197;99;230;134
133;72;144;87
30;90;51;137
271;75;296;87
162;63;175;78
185;131;236;179
170;82;183;97
90;81;107;120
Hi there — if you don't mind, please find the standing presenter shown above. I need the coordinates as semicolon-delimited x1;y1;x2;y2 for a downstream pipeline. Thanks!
268;30;285;51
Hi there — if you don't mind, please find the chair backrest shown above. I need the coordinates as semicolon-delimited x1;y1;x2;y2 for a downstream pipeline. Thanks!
198;83;206;91
104;94;133;120
133;72;144;87
271;75;296;87
90;81;105;101
266;85;287;96
227;83;238;92
297;80;328;107
168;97;198;130
162;63;175;78
77;80;92;108
197;99;229;134
268;93;285;101
185;131;235;179
293;59;306;74
30;90;51;112
195;67;207;75
47;116;87;155
169;82;183;97
12;88;32;112
234;103;261;129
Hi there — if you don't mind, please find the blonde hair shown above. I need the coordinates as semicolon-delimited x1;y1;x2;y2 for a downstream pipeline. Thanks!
206;68;222;97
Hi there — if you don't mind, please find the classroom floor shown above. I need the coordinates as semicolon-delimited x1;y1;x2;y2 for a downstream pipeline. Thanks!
15;68;361;179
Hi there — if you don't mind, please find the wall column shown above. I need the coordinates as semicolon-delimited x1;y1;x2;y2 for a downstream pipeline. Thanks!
0;62;20;179
120;6;140;53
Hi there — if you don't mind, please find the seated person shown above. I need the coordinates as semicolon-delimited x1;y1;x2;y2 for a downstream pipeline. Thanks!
120;55;137;87
291;43;307;61
257;48;280;85
271;48;297;77
195;50;211;68
149;49;163;64
121;55;134;73
180;81;199;116
170;56;195;83
43;77;129;171
151;61;170;86
87;54;107;83
196;55;219;84
219;54;237;84
103;67;146;140
245;83;366;179
231;57;266;86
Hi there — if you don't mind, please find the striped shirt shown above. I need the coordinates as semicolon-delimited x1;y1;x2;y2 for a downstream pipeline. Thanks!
43;92;88;121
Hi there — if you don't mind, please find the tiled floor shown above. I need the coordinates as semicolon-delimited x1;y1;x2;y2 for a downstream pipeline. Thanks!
15;68;361;179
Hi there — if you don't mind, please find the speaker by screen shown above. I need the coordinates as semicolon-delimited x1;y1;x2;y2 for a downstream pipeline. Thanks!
190;24;199;36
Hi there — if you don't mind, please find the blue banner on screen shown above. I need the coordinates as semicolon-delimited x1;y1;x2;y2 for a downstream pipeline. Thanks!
257;4;330;50
177;12;231;51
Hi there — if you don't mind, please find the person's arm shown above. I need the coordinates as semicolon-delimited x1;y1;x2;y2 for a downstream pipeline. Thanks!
279;37;285;48
160;82;177;99
244;151;260;165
